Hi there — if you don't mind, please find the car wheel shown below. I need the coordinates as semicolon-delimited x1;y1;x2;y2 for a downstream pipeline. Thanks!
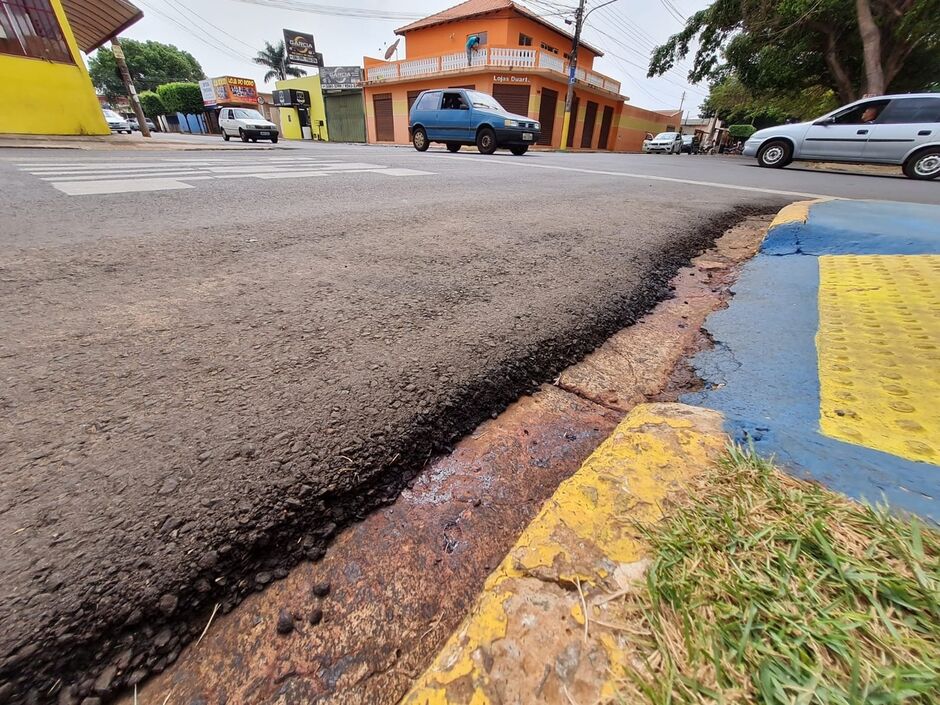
271;135;278;144
510;145;528;156
222;131;230;141
239;129;248;143
251;138;257;143
757;139;792;168
412;127;429;152
902;147;940;180
446;142;461;153
476;127;497;155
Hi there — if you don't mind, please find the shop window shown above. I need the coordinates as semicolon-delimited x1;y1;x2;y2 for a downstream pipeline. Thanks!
0;0;71;63
518;33;532;47
540;41;559;54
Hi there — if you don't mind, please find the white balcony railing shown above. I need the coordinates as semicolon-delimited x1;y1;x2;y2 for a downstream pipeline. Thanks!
490;47;536;67
538;51;564;73
367;63;399;81
365;47;623;95
400;56;439;78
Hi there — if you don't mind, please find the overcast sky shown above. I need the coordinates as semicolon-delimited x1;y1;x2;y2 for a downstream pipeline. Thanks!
108;0;710;114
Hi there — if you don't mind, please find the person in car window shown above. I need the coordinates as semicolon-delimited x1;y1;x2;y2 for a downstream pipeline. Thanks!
466;34;481;66
860;105;883;123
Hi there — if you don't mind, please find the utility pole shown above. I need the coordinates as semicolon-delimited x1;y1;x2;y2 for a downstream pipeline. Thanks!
677;89;686;132
558;0;618;151
111;37;150;137
558;0;585;152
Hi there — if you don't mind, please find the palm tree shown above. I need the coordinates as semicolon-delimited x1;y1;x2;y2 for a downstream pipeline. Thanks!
253;41;306;83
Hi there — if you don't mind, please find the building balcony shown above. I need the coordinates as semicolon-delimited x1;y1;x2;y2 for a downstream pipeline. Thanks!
364;48;622;97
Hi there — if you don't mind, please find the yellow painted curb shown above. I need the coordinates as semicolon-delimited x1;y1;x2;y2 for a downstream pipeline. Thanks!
399;402;728;705
768;198;823;230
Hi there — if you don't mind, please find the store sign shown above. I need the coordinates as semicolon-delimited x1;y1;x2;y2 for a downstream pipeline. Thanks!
320;66;363;90
493;75;530;83
272;89;310;107
284;29;320;66
198;79;216;106
209;76;258;105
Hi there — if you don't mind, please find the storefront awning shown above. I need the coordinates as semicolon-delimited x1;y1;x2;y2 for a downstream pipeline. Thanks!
60;0;143;54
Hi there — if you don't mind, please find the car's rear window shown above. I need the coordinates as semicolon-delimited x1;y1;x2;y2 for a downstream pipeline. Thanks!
415;92;440;111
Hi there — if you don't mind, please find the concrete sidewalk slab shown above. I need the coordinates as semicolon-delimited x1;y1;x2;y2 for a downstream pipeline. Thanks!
685;199;940;522
400;403;728;705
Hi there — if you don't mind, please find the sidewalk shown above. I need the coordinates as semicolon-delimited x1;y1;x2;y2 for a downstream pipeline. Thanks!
400;199;940;704
685;198;940;522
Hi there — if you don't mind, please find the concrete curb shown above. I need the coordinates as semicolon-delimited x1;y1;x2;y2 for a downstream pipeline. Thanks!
399;402;728;705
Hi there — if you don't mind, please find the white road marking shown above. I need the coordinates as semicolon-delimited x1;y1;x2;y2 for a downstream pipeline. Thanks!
52;178;194;196
42;171;211;181
375;168;434;176
17;156;435;195
430;154;836;199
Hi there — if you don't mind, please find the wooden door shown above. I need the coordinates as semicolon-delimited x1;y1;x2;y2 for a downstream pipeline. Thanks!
372;93;394;142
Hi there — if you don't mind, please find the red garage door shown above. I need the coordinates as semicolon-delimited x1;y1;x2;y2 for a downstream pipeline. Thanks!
373;93;394;142
492;84;530;118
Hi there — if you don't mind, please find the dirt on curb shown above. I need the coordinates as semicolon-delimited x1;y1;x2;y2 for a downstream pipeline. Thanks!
0;200;780;705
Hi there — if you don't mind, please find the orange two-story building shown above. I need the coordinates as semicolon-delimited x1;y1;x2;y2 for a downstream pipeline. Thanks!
362;0;677;151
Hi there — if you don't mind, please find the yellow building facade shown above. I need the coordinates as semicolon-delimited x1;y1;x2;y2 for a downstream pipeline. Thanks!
0;0;142;135
275;75;329;141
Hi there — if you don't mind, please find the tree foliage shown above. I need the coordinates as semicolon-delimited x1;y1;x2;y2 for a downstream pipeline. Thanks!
156;83;205;116
138;91;167;119
253;41;307;83
699;75;839;125
88;38;205;102
727;124;758;139
649;0;940;105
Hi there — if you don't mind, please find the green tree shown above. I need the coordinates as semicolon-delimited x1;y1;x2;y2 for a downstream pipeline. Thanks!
253;41;306;83
88;38;205;101
649;0;940;105
157;82;205;115
138;91;167;119
699;75;839;126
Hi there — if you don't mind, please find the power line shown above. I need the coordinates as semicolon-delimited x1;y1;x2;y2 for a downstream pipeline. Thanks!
163;0;258;52
136;0;258;67
224;0;423;20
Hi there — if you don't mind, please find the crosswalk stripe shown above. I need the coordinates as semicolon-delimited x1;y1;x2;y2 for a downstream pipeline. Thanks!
20;156;434;195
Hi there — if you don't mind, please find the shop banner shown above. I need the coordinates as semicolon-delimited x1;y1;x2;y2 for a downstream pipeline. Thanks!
284;29;320;66
320;66;363;90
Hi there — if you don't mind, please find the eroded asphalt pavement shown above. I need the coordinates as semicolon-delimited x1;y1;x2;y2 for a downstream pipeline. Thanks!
1;141;938;703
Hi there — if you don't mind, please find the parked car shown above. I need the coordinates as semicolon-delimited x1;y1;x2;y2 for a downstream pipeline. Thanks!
102;109;131;134
681;134;694;154
744;93;940;180
128;117;157;132
409;88;540;155
218;107;279;143
643;131;682;154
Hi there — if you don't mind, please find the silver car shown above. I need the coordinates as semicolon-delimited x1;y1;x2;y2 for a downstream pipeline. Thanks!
102;109;131;134
744;93;940;180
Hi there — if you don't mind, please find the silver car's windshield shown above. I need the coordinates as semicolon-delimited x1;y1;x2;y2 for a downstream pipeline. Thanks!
467;91;504;111
655;132;678;140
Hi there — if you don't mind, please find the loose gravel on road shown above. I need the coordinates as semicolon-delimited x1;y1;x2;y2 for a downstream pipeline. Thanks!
0;167;782;703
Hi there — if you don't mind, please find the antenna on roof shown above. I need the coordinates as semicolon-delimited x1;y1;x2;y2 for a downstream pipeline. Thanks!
384;38;401;61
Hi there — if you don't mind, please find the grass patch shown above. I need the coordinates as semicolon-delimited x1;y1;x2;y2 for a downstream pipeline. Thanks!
611;445;940;705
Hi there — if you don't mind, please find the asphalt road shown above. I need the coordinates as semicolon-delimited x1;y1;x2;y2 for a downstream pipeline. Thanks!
0;142;934;703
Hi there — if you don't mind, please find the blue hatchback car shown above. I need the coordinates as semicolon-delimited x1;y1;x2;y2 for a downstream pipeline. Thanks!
409;88;541;155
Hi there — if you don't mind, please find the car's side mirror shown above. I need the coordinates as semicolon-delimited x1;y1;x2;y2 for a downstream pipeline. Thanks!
814;116;835;126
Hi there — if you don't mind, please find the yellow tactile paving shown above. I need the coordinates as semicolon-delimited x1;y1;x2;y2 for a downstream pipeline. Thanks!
818;255;940;463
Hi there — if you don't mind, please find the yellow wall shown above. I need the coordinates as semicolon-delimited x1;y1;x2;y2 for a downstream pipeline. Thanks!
274;75;329;141
0;0;108;135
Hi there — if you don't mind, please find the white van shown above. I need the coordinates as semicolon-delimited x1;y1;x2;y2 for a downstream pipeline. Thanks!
218;108;279;143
